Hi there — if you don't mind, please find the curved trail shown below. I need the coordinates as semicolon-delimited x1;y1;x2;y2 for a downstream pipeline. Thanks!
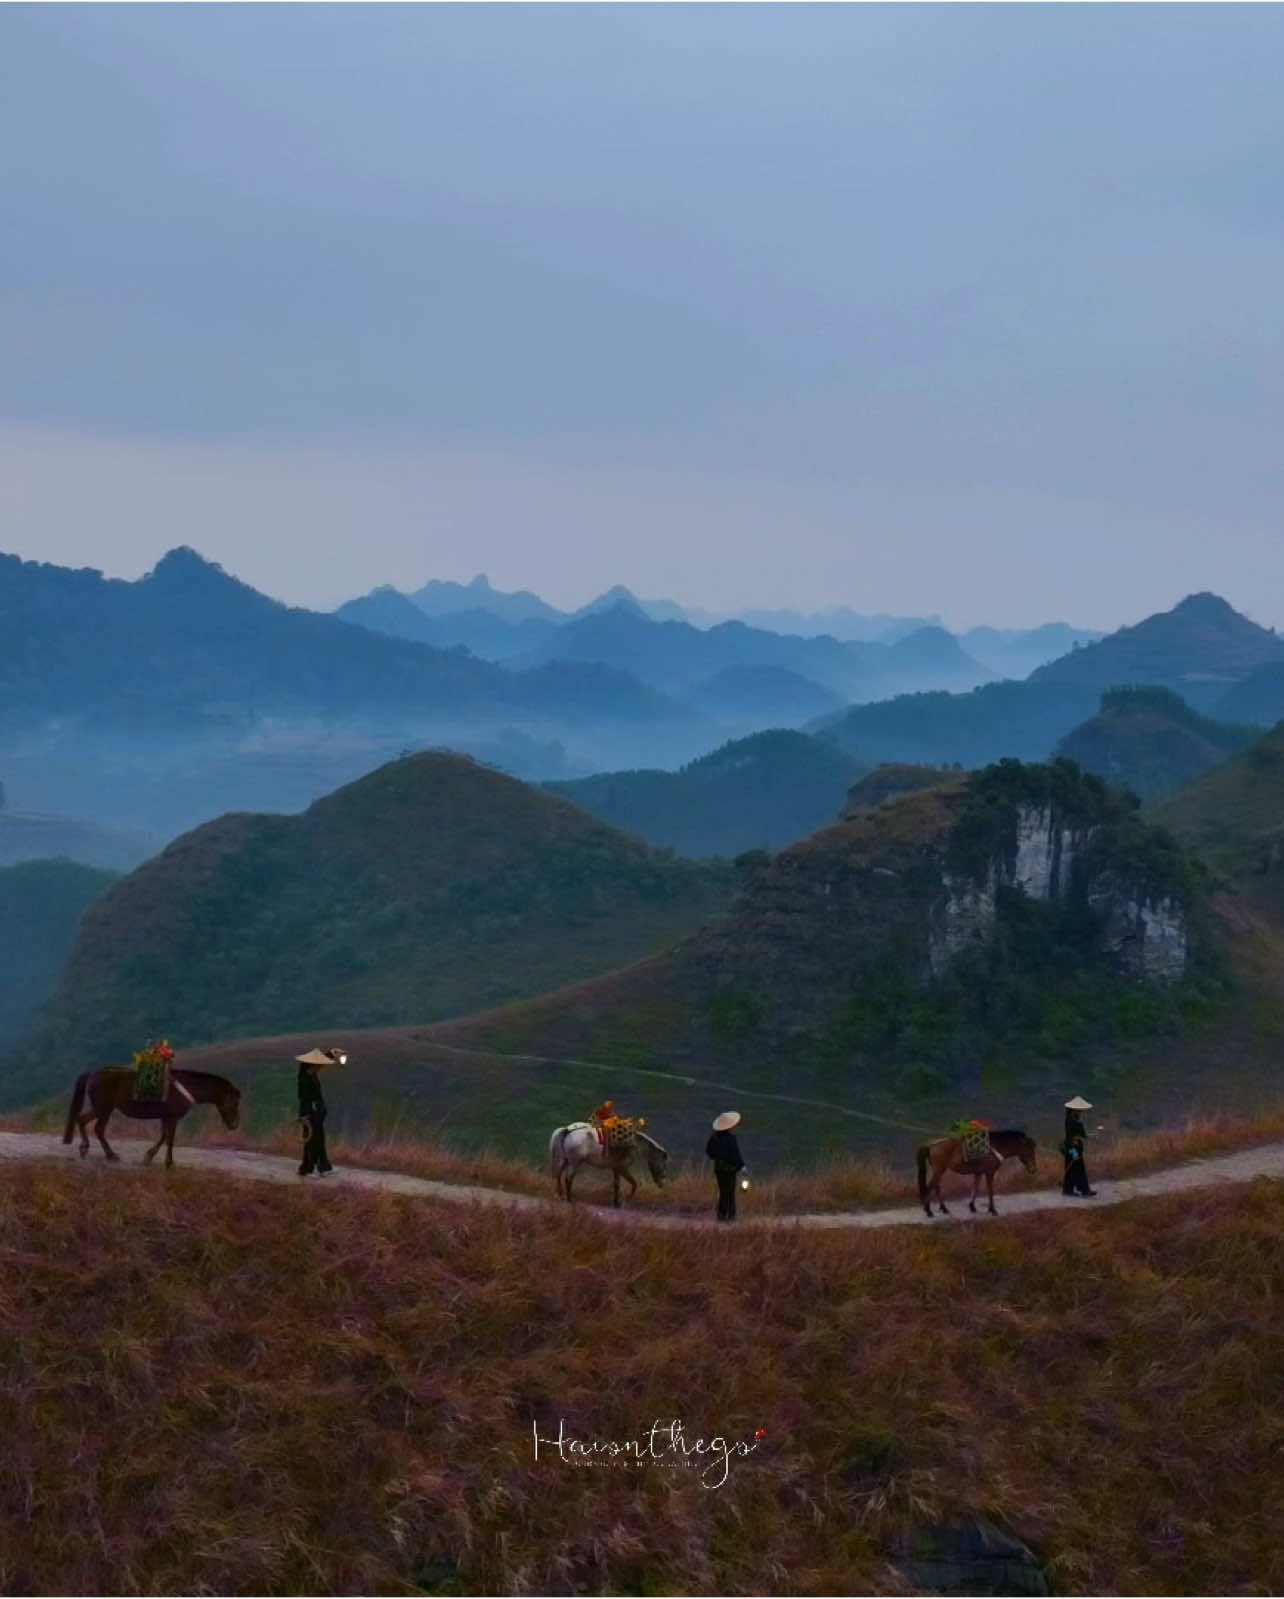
2;1130;1283;1229
415;1037;942;1136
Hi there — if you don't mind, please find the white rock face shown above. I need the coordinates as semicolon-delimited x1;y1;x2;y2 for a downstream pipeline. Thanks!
1088;886;1189;984
1011;805;1081;900
930;864;998;979
929;803;1188;984
1137;899;1188;983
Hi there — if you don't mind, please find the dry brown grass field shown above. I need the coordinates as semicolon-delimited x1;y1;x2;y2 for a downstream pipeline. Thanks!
3;1159;1283;1595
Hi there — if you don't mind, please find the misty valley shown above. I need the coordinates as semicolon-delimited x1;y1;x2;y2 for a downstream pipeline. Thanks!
10;11;1284;1595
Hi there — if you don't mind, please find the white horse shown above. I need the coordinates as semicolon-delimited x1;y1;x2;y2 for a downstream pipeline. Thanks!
549;1122;670;1207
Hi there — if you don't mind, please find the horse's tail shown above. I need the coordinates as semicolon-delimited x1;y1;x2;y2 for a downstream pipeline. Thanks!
549;1127;566;1186
63;1072;88;1143
916;1143;930;1202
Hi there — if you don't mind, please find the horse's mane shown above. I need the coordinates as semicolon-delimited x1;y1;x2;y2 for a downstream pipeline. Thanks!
993;1128;1028;1141
175;1068;238;1091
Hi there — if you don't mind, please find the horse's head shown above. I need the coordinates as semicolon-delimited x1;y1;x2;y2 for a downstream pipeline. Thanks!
643;1137;670;1188
218;1084;242;1131
992;1129;1037;1176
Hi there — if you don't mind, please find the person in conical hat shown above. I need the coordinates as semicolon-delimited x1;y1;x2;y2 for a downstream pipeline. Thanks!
1062;1096;1096;1198
295;1048;345;1177
706;1112;745;1222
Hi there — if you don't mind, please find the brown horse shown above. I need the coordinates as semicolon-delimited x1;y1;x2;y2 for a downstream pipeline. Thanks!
916;1128;1037;1217
63;1068;241;1167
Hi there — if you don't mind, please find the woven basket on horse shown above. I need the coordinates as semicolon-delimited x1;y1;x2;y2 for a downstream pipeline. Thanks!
951;1118;993;1168
131;1042;175;1106
595;1116;646;1153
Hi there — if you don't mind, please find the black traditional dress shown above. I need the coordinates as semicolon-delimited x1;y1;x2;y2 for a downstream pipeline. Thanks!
298;1064;332;1176
1062;1111;1095;1196
706;1129;745;1221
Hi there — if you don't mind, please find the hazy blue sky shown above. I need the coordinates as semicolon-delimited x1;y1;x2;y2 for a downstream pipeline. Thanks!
3;5;1283;628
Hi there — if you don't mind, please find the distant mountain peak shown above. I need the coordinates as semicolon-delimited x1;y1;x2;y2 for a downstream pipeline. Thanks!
578;585;647;619
148;546;227;580
142;546;269;608
1031;590;1284;703
409;574;564;624
894;624;957;648
1172;591;1262;626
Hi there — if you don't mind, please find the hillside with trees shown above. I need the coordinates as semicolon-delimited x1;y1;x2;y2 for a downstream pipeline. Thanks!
1152;722;1284;923
1030;592;1284;708
0;859;118;1059
1055;687;1258;802
153;758;1240;1168
816;679;1102;767
0;752;733;1107
544;731;868;858
684;665;844;728
1214;660;1284;727
145;755;1276;1173
840;763;960;815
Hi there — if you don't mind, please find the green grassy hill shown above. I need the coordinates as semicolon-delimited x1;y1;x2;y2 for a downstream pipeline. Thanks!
0;752;732;1107
158;759;1271;1175
544;730;868;858
1152;722;1284;920
481;761;1221;1104
6;1161;1284;1595
1055;685;1258;802
0;859;118;1058
20;752;1278;1172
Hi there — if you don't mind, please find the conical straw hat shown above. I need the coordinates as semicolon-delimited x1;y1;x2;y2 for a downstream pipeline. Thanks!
712;1111;741;1132
296;1047;348;1068
1064;1095;1093;1111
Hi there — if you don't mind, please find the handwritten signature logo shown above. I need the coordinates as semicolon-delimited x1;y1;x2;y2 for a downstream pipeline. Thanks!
532;1418;766;1489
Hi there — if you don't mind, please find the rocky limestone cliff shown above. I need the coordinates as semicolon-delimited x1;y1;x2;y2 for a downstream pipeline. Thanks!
929;802;1188;984
693;761;1197;1047
1088;881;1189;983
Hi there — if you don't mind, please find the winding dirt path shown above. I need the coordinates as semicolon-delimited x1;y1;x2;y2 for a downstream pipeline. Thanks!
3;1129;1283;1229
